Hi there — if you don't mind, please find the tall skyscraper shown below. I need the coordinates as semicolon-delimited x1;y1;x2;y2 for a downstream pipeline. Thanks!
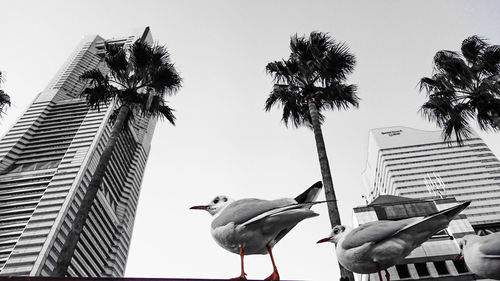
0;28;155;277
362;126;500;234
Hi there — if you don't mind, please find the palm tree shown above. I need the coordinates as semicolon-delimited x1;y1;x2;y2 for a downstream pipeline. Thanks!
419;35;500;144
265;31;359;281
52;38;182;276
0;71;11;116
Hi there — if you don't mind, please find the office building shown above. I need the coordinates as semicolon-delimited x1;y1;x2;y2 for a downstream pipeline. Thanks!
363;126;500;234
0;28;155;277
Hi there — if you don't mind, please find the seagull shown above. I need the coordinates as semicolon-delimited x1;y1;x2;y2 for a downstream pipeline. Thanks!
456;232;500;280
190;181;322;280
317;201;471;281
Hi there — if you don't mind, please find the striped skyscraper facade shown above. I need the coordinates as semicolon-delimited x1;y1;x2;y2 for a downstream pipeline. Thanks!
0;28;155;277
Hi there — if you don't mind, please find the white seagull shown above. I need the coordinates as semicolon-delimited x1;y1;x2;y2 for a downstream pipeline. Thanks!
456;232;500;280
317;201;470;281
190;181;322;280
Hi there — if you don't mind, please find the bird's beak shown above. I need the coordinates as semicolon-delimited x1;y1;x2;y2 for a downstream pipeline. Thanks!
317;237;331;244
190;205;208;210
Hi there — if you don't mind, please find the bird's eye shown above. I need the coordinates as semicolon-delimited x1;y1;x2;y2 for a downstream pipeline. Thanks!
214;198;219;204
333;229;339;234
222;197;227;202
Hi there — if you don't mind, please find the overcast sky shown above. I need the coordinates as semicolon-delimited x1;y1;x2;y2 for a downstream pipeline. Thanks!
1;1;499;280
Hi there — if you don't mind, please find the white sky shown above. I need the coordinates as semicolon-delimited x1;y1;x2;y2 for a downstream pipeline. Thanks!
1;1;499;280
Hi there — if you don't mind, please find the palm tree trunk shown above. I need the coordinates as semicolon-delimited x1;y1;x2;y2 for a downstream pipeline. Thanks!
52;105;130;276
307;99;354;281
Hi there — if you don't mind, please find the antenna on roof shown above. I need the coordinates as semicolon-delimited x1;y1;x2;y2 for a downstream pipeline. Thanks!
424;172;447;199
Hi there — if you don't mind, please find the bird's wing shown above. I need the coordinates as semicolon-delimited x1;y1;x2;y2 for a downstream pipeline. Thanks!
390;201;470;249
479;233;500;258
240;201;317;227
341;220;414;250
242;204;318;245
211;198;293;229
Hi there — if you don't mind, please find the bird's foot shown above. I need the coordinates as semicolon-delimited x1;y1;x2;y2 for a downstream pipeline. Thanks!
264;269;280;280
385;269;390;281
230;273;247;280
454;253;463;260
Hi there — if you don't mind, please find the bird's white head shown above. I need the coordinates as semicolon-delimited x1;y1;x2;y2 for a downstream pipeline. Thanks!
317;225;347;245
190;195;234;216
455;234;478;260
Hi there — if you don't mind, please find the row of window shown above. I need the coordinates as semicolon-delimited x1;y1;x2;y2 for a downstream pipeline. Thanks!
394;259;468;279
379;138;481;152
384;153;495;168
389;158;498;173
381;142;486;157
394;169;500;184
391;163;500;179
385;148;491;163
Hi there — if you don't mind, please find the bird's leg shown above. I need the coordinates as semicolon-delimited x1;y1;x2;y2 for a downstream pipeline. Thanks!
375;262;383;281
385;269;390;281
455;244;463;260
231;247;247;280
264;245;280;281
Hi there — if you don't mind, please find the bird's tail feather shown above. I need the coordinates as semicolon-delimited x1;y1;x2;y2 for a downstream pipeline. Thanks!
393;201;471;242
436;201;471;221
295;181;322;203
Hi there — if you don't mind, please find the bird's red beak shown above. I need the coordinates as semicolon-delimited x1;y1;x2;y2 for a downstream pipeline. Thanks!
190;205;208;210
317;237;331;244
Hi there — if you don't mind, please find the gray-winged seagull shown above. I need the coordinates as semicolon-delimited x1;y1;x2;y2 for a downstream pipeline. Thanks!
317;201;470;281
456;232;500;279
190;181;322;280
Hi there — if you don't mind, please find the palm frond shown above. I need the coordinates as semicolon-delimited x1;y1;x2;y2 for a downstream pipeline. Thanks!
433;50;472;88
461;35;487;66
133;92;177;125
80;69;119;111
0;90;11;114
480;45;500;75
321;41;356;82
419;77;441;93
318;84;359;111
265;84;310;128
149;62;182;94
420;94;474;144
266;60;299;85
469;91;500;131
130;40;154;74
443;104;474;144
81;85;118;112
104;43;128;81
156;104;176;125
80;69;107;85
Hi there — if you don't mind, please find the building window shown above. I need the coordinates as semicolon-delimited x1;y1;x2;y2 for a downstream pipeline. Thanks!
433;261;449;275
453;259;469;273
415;263;430;277
395;264;411;278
